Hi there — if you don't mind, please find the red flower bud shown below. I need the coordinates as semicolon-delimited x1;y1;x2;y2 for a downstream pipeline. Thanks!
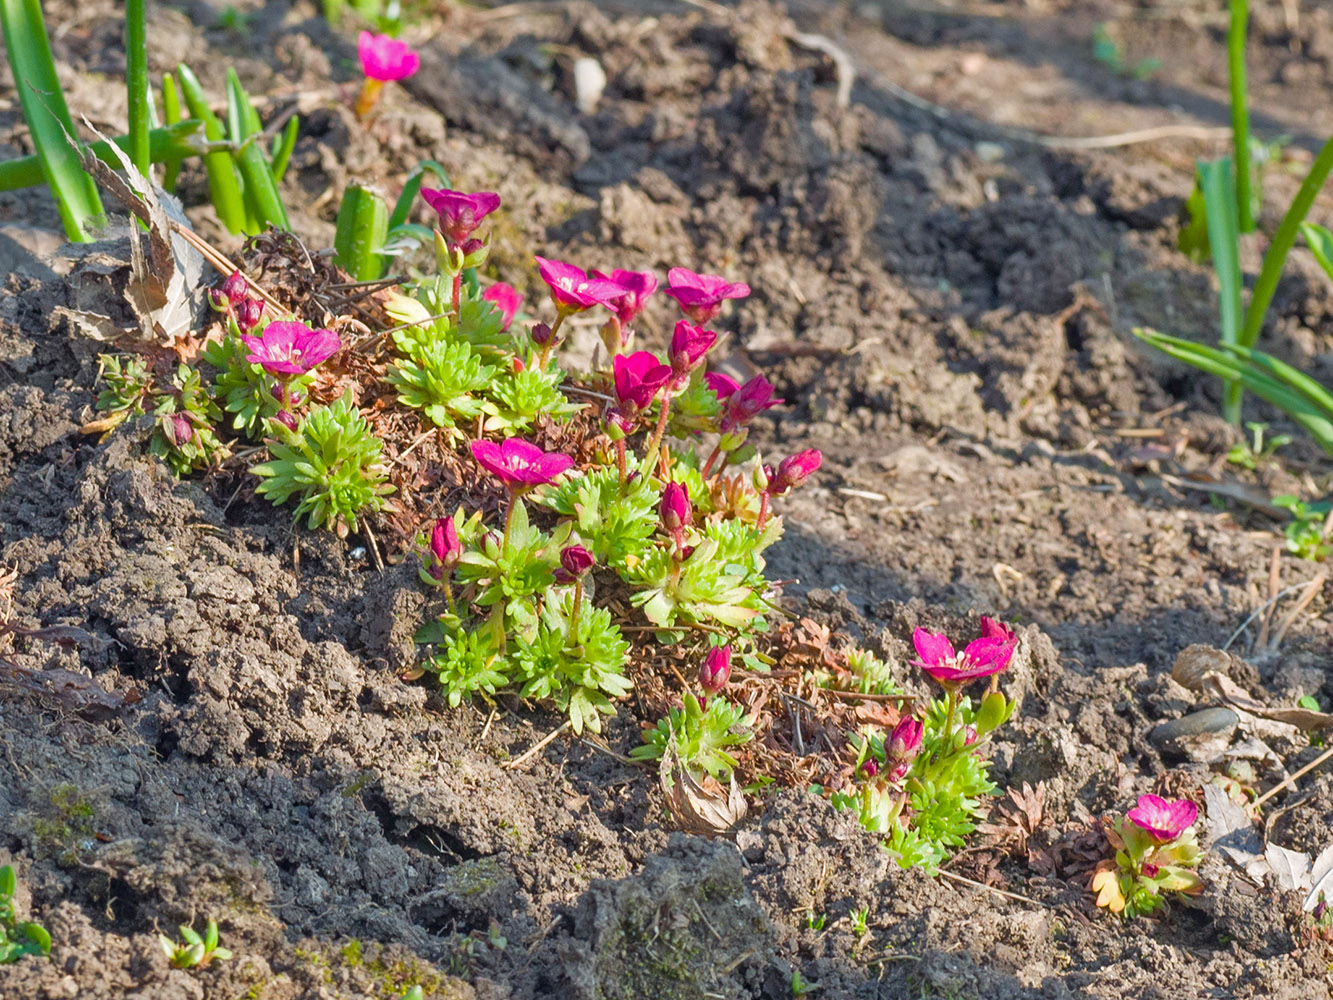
699;645;731;694
769;449;822;495
236;298;265;332
660;482;691;533
530;322;554;346
559;545;595;579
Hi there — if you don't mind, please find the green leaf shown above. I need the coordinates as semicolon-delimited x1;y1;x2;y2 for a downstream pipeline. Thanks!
0;0;105;240
1300;221;1333;285
177;63;248;233
1199;157;1244;424
334;184;390;281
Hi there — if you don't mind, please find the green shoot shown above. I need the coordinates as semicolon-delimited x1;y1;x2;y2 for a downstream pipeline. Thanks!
0;0;105;240
0;865;51;964
125;0;150;178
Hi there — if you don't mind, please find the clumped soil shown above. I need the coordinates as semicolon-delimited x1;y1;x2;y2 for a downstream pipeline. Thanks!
2;0;1333;997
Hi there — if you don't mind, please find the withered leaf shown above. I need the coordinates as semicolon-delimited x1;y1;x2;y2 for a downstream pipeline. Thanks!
658;731;746;836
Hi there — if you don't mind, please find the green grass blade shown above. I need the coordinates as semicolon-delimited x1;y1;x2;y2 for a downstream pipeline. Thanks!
0;120;202;191
1199;157;1245;422
334;184;389;280
269;115;299;184
177;63;248;233
0;0;105;240
1223;342;1333;420
387;160;451;232
125;0;150;178
1135;328;1333;452
224;68;288;230
1299;221;1333;285
1244;130;1333;347
1227;0;1254;232
161;74;185;192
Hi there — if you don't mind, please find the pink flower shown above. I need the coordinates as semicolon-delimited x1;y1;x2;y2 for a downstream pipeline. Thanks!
421;189;500;245
720;375;782;431
242;321;341;377
699;645;731;694
663;267;750;324
1127;795;1198;842
913;626;1016;686
470;438;573;489
535;257;626;314
705;372;740;401
482;283;522;330
593;269;658;326
613;350;672;417
667;320;717;385
358;31;420;83
429;517;461;579
980;617;1016;643
660;481;691;534
769;449;822;495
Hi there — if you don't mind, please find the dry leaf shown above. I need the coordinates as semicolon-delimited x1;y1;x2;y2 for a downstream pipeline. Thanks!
67;119;205;345
1173;644;1333;732
0;661;139;721
658;736;746;836
1306;843;1333;913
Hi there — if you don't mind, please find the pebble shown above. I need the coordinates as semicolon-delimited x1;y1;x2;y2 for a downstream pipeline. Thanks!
1150;707;1239;760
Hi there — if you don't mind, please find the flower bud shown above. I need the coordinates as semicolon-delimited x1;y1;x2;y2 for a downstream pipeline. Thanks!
600;316;623;359
559;545;595;579
885;716;924;781
1141;862;1160;878
512;356;525;374
699;645;731;694
274;409;298;431
752;463;770;493
166;412;193;447
430;516;461;577
461;236;490;269
660;482;691;533
221;270;249;305
530;322;554;347
770;449;822;495
860;759;878;779
962;725;978;747
236;298;265;332
207;287;229;312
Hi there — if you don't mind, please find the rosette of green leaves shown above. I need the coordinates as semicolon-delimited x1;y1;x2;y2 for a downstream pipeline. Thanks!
483;360;581;434
251;392;392;535
95;354;154;428
627;517;779;630
666;370;724;437
429;626;509;708
511;589;631;735
630;694;752;779
537;466;659;571
452;501;571;641
150;364;229;475
387;333;495;439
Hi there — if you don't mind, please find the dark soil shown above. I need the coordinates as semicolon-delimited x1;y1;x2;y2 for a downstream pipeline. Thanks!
2;0;1333;997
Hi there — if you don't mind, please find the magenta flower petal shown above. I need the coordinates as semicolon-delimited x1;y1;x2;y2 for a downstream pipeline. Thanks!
769;449;822;494
421;188;501;244
471;438;573;489
720;375;782;431
482;283;522;330
705;372;740;401
359;31;420;82
242;321;340;376
612;350;672;416
912;628;956;669
1127;795;1198;842
535;256;626;313
667;320;718;383
593;268;658;326
663;267;751;323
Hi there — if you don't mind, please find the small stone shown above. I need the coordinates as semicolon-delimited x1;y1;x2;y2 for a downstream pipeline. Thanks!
1151;708;1239;761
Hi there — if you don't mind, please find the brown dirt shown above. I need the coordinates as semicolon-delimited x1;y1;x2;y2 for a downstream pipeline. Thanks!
2;0;1333;997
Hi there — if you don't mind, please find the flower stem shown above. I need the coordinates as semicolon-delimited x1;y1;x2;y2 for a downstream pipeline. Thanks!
755;490;771;531
451;269;463;326
538;313;567;369
443;579;457;617
567;579;583;647
500;492;520;553
615;438;627;490
702;443;722;479
936;687;958;765
354;78;384;118
644;395;673;474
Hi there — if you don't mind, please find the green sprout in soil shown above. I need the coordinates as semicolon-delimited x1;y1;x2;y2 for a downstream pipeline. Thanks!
1227;421;1291;470
1272;495;1332;562
160;918;232;969
0;865;51;964
1092;795;1203;919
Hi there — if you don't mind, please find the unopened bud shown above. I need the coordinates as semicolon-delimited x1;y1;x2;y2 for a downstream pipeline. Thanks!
236;298;265;332
699;645;731;694
530;322;554;347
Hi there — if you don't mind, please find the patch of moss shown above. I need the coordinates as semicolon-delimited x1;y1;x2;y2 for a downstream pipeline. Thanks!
31;783;97;865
